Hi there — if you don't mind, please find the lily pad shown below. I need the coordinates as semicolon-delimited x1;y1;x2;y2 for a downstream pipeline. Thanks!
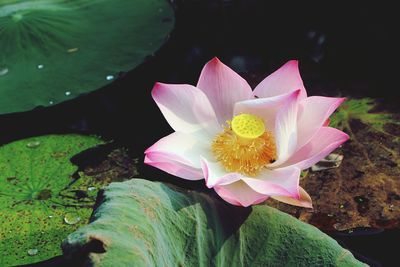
0;0;174;114
0;134;106;266
62;179;365;266
268;98;400;231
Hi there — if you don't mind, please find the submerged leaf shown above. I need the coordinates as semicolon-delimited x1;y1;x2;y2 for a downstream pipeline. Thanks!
62;179;365;266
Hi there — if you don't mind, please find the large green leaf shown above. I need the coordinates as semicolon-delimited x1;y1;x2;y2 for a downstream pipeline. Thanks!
0;0;174;114
63;179;366;266
0;134;106;266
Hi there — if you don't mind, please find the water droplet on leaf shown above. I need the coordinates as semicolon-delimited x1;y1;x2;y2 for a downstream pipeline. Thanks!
27;248;38;256
64;212;81;225
26;141;41;148
67;47;79;53
12;13;23;22
0;66;9;76
65;91;71;96
106;75;114;81
88;186;96;191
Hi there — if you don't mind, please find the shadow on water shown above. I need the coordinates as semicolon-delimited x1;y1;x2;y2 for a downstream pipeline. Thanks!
2;1;399;266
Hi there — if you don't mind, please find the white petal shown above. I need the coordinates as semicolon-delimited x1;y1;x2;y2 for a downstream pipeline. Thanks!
268;90;300;167
152;83;221;138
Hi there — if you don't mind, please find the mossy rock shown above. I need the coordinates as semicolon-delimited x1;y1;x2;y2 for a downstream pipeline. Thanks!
63;179;366;266
0;134;106;266
0;0;174;114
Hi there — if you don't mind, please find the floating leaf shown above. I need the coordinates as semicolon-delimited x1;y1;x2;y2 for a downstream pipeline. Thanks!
62;179;365;266
0;134;105;266
0;0;174;114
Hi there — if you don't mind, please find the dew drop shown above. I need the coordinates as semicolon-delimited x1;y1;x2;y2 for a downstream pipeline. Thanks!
106;75;114;81
65;91;71;96
26;141;41;148
67;47;79;53
48;215;53;218
49;100;54;105
88;186;96;191
12;13;23;22
37;64;44;69
64;212;81;225
27;248;38;256
0;66;9;76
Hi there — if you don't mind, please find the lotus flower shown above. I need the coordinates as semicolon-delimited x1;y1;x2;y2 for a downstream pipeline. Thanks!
145;58;349;208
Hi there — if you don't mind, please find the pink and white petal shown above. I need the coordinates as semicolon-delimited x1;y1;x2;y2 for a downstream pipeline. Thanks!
268;90;300;167
296;96;345;150
214;181;268;207
241;166;301;198
152;82;221;137
283;127;349;170
200;157;242;188
254;60;307;99
197;57;253;125
144;155;203;180
271;187;313;208
234;90;300;131
145;132;212;169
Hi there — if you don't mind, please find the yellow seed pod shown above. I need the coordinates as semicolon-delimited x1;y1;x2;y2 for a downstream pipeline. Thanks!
231;113;265;139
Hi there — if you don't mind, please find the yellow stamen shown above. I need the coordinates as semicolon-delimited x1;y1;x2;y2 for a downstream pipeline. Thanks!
212;114;276;177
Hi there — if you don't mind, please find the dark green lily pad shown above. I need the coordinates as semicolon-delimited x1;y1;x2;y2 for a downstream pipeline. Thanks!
0;134;106;266
0;0;174;114
62;179;365;266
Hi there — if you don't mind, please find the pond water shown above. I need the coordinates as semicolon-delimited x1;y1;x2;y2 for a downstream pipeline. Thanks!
1;1;398;266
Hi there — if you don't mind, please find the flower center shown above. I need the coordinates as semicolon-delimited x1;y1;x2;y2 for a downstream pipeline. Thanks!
211;113;276;177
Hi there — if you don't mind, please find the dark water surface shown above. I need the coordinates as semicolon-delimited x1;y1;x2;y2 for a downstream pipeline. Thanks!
2;1;398;266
